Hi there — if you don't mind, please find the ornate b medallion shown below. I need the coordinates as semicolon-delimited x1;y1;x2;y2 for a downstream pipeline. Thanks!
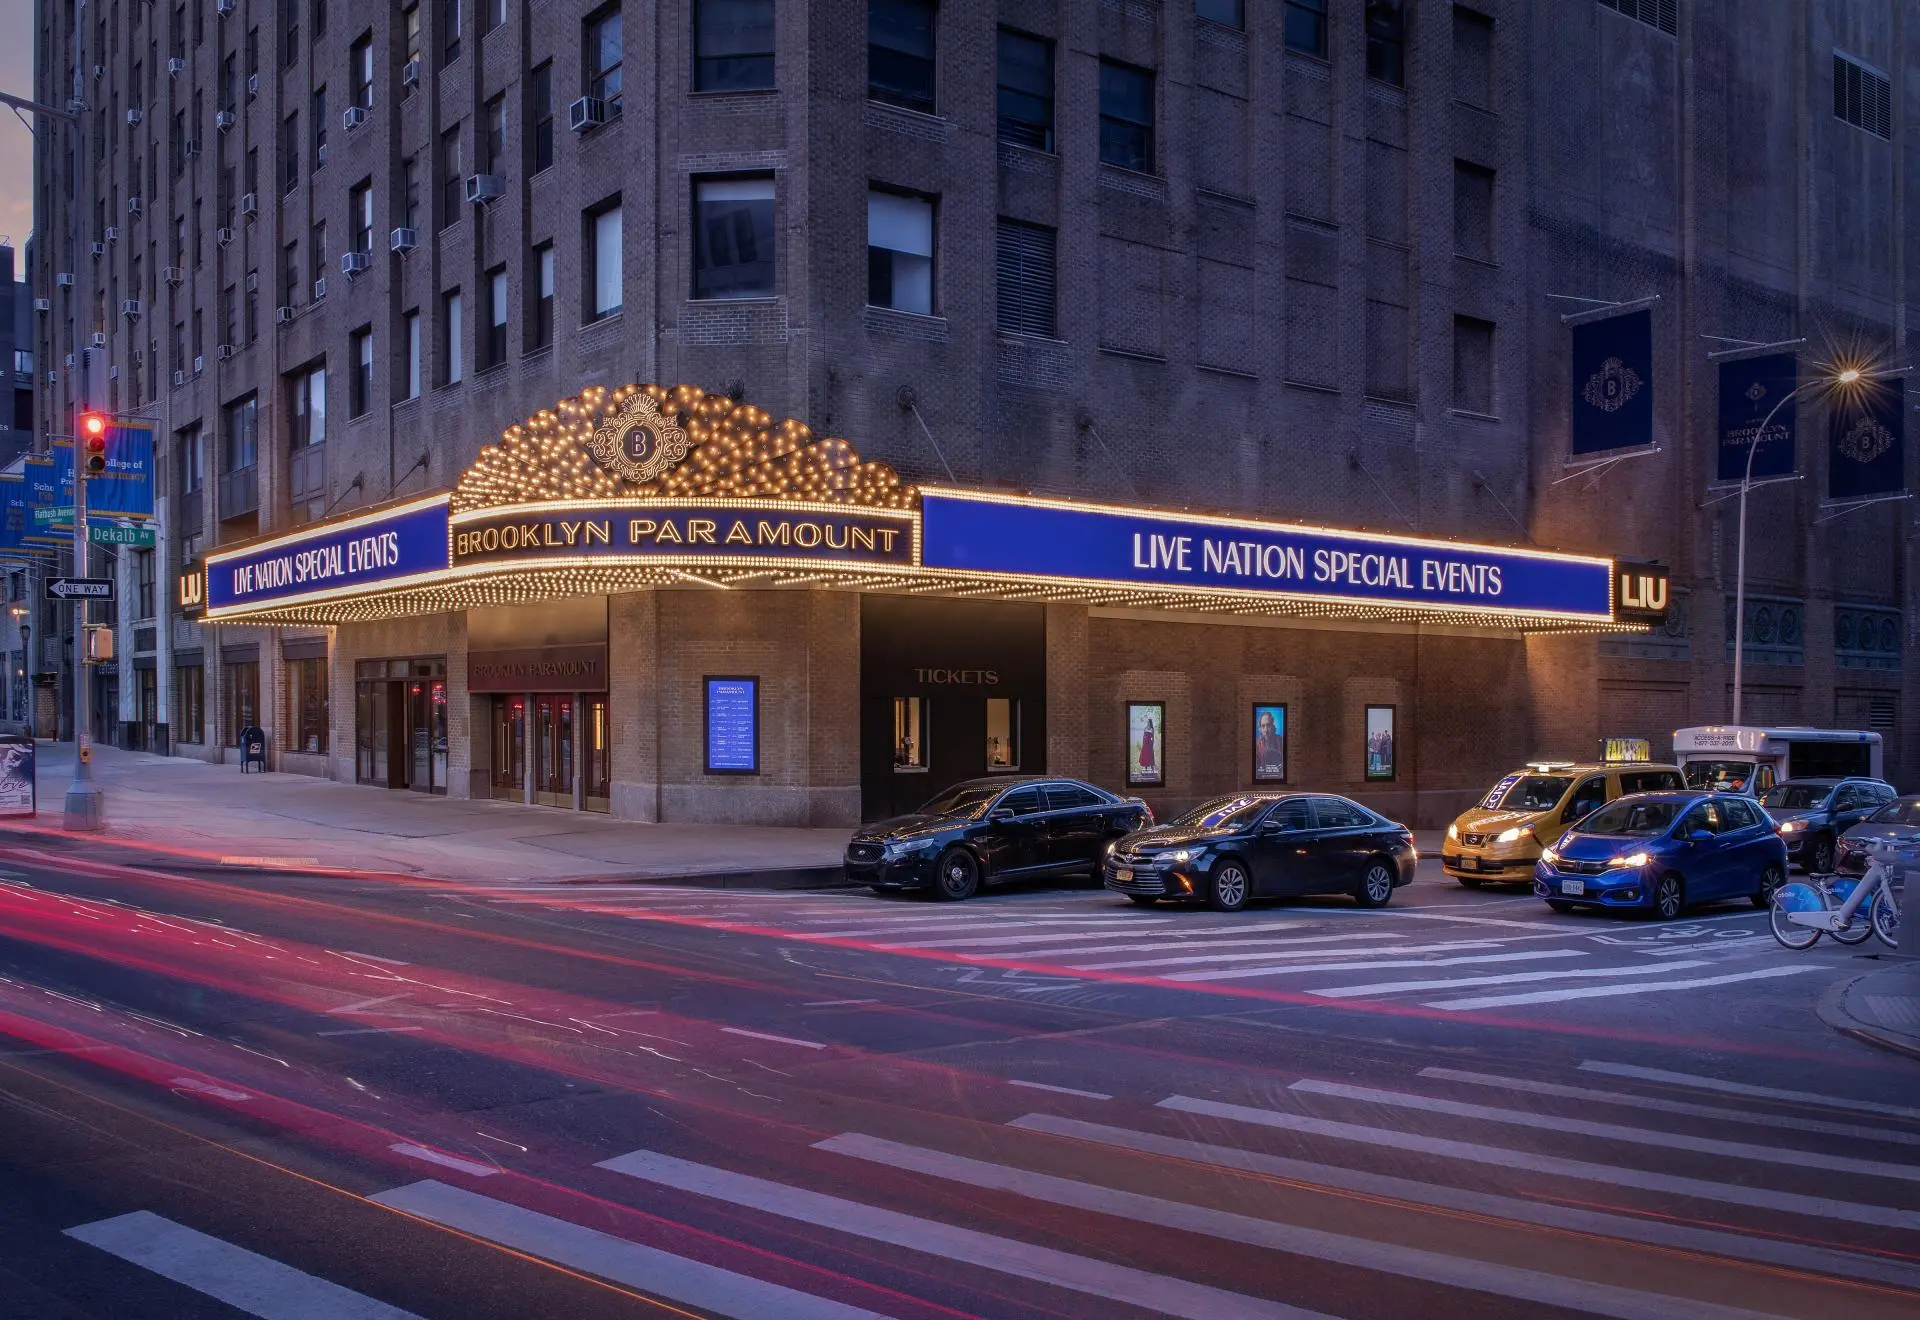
1838;418;1894;465
1746;381;1767;403
1582;357;1643;413
585;391;694;485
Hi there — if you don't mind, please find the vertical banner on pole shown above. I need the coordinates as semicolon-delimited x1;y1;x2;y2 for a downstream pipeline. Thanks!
1570;309;1656;455
1717;353;1799;483
1828;376;1905;501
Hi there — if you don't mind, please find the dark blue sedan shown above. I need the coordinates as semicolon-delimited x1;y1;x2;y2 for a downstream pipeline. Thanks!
1533;791;1788;920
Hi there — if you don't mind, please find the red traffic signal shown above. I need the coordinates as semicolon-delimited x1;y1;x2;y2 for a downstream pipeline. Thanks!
79;412;108;474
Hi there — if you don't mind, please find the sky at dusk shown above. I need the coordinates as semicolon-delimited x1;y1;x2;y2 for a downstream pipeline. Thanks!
0;29;33;253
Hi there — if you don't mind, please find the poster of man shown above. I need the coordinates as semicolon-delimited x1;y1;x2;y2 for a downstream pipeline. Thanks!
1252;704;1287;782
1126;702;1164;787
1365;705;1396;781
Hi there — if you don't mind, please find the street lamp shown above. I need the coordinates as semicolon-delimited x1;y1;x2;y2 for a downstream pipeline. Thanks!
1729;363;1872;724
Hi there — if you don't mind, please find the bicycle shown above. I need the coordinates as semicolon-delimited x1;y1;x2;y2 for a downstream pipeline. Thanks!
1769;838;1905;951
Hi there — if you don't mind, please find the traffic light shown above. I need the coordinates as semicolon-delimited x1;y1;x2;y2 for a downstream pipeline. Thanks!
79;412;108;475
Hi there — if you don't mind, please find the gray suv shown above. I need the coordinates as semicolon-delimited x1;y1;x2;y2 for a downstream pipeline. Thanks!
1761;777;1898;873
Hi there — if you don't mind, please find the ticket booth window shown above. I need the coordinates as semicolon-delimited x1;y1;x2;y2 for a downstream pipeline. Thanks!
986;697;1019;771
893;696;928;772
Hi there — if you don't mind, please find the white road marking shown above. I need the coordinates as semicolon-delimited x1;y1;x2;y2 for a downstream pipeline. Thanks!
1420;1068;1920;1148
1301;909;1553;930
336;952;411;966
1169;950;1586;984
802;998;880;1007
326;994;413;1016
896;925;1205;950
1578;1062;1920;1123
66;1211;422;1319
809;916;1177;939
1072;937;1480;972
989;925;1324;959
1291;1080;1920;1183
372;1181;889;1320
388;1143;498;1176
818;1133;1792;1320
720;1026;827;1050
317;1026;425;1037
1158;1095;1920;1230
1425;964;1815;1009
1007;1079;1112;1100
170;1077;252;1102
1009;1113;1920;1290
1310;961;1712;998
598;1148;1321;1320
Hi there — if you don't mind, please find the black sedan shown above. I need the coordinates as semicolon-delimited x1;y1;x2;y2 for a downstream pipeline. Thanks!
1835;796;1920;876
844;776;1153;900
1761;777;1897;872
1104;793;1417;912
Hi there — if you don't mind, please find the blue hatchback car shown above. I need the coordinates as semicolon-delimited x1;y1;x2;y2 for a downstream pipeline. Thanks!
1533;791;1788;920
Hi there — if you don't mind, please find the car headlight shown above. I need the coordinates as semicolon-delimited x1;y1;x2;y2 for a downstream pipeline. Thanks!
1447;822;1459;841
1776;820;1801;833
1167;848;1199;864
882;838;935;860
1495;826;1530;844
1607;851;1651;868
1539;845;1559;866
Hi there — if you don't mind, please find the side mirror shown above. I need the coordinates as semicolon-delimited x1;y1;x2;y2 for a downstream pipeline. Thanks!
1688;828;1714;843
989;807;1016;823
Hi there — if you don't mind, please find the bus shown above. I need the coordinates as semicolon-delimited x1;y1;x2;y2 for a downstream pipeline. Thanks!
1671;726;1884;796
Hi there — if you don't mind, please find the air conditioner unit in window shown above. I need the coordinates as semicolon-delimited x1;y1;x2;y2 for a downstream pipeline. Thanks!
45;370;56;383
90;332;106;348
245;271;259;292
56;272;75;286
92;63;104;80
312;277;327;300
216;0;235;15
240;192;257;217
172;369;186;386
126;108;141;126
168;57;185;77
217;343;236;361
121;299;143;319
89;241;106;257
215;109;235;132
64;353;76;368
568;97;606;132
104;226;119;243
215;226;234;247
402;59;421;88
247;73;259;98
276;305;296;323
343;105;368;130
192;354;204;373
108;365;118;379
128;196;142;216
464;173;503;204
33;297;49;312
163;265;183;285
185;136;202;156
389;227;417;254
341;250;371;278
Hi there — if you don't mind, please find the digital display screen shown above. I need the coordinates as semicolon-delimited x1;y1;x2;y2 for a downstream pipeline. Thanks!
705;677;759;774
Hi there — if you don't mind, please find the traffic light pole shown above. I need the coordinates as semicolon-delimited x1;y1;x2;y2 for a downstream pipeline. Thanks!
63;460;102;830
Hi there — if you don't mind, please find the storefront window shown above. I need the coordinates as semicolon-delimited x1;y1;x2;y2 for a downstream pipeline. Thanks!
221;661;260;747
893;696;927;771
285;656;329;754
986;697;1019;770
174;665;205;742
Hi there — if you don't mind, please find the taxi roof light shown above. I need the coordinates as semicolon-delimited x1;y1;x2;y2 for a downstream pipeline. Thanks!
1526;761;1578;773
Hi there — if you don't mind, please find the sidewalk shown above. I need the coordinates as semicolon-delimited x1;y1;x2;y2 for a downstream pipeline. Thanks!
1818;960;1920;1062
8;743;850;886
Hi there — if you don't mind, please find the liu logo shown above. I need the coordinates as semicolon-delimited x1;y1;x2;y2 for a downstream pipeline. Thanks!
1618;571;1668;616
1838;418;1894;465
1583;358;1644;413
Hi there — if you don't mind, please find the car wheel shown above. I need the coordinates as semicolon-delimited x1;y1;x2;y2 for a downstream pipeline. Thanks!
1651;873;1685;921
1455;875;1484;889
1751;862;1785;909
1354;858;1396;908
934;848;981;901
1547;899;1577;914
1126;894;1159;907
1207;860;1251;913
1807;835;1835;875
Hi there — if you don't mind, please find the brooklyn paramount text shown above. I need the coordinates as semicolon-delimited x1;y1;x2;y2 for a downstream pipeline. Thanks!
452;513;911;560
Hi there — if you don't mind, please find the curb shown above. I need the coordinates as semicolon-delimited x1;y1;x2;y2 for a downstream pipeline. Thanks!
1815;970;1920;1063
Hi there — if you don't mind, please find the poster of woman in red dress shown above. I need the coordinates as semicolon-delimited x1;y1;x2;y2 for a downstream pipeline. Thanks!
1127;702;1164;787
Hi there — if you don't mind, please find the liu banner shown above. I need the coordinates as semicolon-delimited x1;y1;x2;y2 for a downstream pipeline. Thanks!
1570;309;1655;455
1716;353;1797;483
1828;375;1905;501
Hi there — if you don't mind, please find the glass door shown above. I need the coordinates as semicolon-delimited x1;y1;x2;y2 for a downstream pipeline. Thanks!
535;694;575;807
491;696;526;799
584;694;610;812
407;680;432;790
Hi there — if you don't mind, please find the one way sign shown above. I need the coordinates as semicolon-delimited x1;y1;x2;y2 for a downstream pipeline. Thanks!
46;577;115;601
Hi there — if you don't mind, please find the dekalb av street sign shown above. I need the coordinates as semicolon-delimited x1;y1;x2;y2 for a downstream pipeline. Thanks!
46;577;114;601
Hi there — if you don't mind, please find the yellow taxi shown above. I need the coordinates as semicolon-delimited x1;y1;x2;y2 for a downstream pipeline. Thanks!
1443;759;1686;887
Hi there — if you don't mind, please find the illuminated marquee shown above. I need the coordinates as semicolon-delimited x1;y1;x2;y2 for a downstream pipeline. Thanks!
204;496;453;614
450;501;915;569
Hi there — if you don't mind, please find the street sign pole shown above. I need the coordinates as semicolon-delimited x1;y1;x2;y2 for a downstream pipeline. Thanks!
64;440;103;830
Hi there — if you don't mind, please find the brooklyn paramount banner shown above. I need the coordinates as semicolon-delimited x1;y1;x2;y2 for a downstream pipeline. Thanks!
1828;375;1905;500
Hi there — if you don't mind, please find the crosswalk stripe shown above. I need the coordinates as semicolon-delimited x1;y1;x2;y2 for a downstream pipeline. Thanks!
816;1132;1793;1320
597;1147;1320;1320
1072;937;1484;972
1424;964;1815;1009
1157;1095;1920;1230
888;926;1192;950
1578;1062;1920;1123
372;1180;888;1320
66;1211;422;1320
991;925;1331;959
1167;950;1584;983
1289;1080;1920;1183
1010;1113;1920;1290
1421;1067;1920;1148
806;916;1177;938
1309;960;1713;999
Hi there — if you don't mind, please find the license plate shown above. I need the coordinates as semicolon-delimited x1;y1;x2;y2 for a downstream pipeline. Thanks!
1475;858;1499;872
1561;879;1586;896
1115;868;1133;883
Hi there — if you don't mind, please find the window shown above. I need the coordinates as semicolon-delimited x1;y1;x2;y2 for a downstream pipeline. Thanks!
1098;60;1155;173
869;0;936;114
174;665;205;742
485;0;506;34
868;190;933;315
313;0;327;39
1315;798;1373;829
443;289;463;384
1597;0;1677;39
1452;314;1494;414
246;269;259;340
222;661;260;748
695;0;775;91
440;0;463;63
402;154;421;229
996;29;1053;151
224;393;259;471
350;179;373;253
693;176;775;299
180;425;204;492
1284;0;1327;57
1196;0;1243;27
311;86;327;169
530;242;554;349
288;365;327;448
1564;776;1607;822
584;5;623;115
281;241;300;306
440;126;463;226
1834;53;1892;140
403;3;422;68
221;52;237;111
579;200;623;320
1453;7;1493;109
350;326;373;416
483;266;508;367
995;219;1056;337
135;550;156;619
484;93;506;172
986;698;1019;770
529;61;554;172
280;0;299;66
286;657;329;754
403;309;421;397
1366;2;1405;86
221;284;237;345
281;112;300;192
246;147;260;199
1453;160;1494;261
351;31;373;107
310;220;327;287
892;696;928;771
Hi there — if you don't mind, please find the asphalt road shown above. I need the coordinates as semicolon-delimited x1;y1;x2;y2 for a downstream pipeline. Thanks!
0;832;1914;1320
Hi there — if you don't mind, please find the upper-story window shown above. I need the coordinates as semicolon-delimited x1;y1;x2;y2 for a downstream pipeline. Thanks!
870;0;937;114
996;29;1053;151
288;364;327;449
693;176;775;299
351;32;374;108
1366;1;1406;87
586;197;623;321
1098;59;1155;174
350;179;374;253
530;61;554;172
1283;0;1327;58
1834;52;1893;140
868;190;934;316
695;0;775;92
1195;0;1243;28
585;5;624;117
440;0;463;64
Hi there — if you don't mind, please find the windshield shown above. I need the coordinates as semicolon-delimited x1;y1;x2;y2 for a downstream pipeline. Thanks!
918;784;1001;816
1870;800;1920;825
1684;760;1755;792
1490;775;1573;811
1578;799;1685;837
1172;796;1274;831
1763;784;1830;810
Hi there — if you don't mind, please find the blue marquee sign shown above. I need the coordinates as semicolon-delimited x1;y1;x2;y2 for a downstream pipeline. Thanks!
204;496;452;614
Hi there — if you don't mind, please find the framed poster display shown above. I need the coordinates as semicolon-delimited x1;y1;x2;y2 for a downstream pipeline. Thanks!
704;676;759;774
1251;704;1288;783
1364;705;1396;782
1126;701;1165;788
